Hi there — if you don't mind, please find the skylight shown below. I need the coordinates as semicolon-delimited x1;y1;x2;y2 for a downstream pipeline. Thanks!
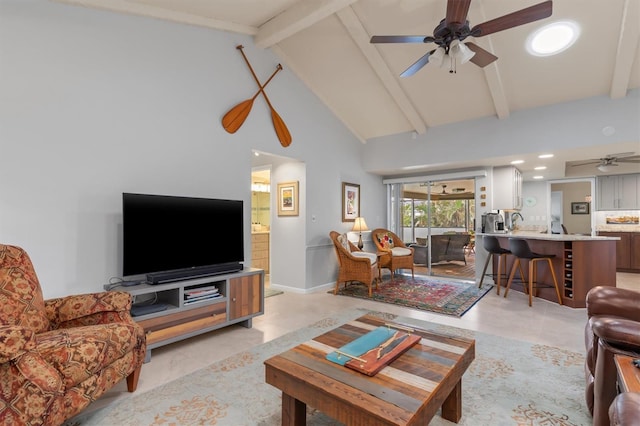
527;21;579;57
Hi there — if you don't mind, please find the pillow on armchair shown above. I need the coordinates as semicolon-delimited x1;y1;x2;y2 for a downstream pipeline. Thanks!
376;232;395;250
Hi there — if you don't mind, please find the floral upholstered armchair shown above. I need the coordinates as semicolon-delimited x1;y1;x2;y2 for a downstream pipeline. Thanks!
0;244;146;426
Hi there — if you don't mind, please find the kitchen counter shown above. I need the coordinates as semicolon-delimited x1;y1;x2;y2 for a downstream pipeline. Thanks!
477;232;619;241
477;233;616;308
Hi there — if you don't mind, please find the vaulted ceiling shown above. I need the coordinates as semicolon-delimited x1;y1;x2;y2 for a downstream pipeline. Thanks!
55;0;640;178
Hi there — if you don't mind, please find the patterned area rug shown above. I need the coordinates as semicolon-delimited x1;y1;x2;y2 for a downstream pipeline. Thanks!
65;308;590;425
333;276;492;317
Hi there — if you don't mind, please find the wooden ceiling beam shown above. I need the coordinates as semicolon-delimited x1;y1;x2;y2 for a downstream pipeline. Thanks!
254;0;357;48
471;4;510;120
610;0;639;99
52;0;257;34
336;7;427;135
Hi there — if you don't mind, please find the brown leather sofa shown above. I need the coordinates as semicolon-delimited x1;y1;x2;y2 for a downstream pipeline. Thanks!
609;392;640;425
585;286;640;426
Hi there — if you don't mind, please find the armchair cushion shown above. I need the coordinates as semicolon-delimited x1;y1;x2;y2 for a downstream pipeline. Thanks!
351;251;377;265
37;322;143;389
391;247;412;257
0;246;50;333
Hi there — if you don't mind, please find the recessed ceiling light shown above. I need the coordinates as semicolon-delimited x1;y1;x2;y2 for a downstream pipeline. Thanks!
527;21;580;57
534;166;547;170
533;175;544;180
538;154;554;159
511;160;524;165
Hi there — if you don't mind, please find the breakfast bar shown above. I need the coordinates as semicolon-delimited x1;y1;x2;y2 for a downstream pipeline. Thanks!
477;233;619;308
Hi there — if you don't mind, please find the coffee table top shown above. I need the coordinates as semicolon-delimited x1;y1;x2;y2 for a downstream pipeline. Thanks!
265;313;475;425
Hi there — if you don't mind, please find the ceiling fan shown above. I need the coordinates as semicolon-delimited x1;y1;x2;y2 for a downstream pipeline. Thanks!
570;152;640;172
370;0;553;77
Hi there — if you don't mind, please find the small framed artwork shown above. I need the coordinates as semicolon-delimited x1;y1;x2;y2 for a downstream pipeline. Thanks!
277;181;299;216
571;202;590;215
342;182;360;222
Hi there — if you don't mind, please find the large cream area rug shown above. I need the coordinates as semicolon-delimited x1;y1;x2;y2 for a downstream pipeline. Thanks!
66;308;591;425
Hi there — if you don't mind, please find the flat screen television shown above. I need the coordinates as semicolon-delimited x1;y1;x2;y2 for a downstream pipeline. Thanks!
122;193;244;284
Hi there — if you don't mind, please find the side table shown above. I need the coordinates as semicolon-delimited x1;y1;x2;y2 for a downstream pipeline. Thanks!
614;355;640;393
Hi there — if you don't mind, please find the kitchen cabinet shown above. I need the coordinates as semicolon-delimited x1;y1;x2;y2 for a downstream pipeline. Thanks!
596;174;640;210
251;232;269;272
493;166;523;210
598;232;640;273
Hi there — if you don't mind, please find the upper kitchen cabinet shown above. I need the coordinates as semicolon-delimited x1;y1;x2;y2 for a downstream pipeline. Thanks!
493;166;523;211
596;174;640;210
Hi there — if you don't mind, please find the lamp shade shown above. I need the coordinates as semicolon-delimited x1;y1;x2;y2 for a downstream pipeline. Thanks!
450;40;475;64
352;217;369;232
429;47;446;67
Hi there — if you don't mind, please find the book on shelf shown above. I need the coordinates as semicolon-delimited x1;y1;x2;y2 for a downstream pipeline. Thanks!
185;286;219;299
183;293;223;305
185;290;219;299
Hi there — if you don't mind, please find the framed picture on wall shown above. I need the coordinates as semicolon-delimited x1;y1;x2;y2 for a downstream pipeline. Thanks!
277;181;299;216
342;182;360;222
571;202;589;215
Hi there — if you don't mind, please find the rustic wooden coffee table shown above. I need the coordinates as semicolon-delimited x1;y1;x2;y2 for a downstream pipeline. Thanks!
264;314;475;425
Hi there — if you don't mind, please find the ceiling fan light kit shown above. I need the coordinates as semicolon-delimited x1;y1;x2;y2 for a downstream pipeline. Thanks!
571;152;640;173
370;0;553;77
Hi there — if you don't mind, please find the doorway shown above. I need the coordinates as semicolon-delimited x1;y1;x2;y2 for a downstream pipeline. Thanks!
548;179;594;235
251;167;271;287
400;179;476;280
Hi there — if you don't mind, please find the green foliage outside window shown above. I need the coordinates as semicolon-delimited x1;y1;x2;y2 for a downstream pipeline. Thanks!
402;199;475;229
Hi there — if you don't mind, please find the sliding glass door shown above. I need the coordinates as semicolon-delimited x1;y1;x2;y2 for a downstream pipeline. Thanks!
398;179;476;280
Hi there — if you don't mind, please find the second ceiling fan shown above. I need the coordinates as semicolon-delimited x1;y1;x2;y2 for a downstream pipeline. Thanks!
370;0;553;77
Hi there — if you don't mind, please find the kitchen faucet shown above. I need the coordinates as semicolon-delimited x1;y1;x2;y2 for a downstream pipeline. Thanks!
507;212;524;232
512;212;524;223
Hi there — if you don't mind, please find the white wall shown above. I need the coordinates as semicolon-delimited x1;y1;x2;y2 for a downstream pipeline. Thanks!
0;0;385;297
364;91;640;173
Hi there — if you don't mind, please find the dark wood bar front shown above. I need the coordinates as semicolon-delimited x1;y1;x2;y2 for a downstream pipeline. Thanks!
478;233;618;308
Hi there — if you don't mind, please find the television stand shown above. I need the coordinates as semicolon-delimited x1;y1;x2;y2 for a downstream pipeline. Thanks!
107;268;264;362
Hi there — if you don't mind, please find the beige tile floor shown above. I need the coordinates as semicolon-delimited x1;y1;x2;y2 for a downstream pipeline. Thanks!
98;272;639;407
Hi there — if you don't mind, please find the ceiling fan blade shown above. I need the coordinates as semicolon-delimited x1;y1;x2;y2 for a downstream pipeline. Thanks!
400;50;434;77
571;160;601;167
608;152;638;159
465;42;498;67
471;1;552;37
618;158;640;163
446;0;472;26
370;35;433;44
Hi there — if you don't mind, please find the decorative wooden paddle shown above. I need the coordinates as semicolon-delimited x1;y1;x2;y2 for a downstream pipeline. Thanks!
222;64;282;134
237;45;292;147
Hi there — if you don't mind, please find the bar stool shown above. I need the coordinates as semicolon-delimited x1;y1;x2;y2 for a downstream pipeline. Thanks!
478;235;524;295
504;238;563;307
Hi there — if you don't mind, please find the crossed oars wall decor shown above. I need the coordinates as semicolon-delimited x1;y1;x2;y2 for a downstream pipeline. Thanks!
222;45;292;147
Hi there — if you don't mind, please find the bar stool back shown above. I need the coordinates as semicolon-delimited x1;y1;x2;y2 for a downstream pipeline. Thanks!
504;238;563;306
478;236;524;295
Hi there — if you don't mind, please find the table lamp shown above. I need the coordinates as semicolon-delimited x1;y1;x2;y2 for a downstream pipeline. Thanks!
352;217;368;250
